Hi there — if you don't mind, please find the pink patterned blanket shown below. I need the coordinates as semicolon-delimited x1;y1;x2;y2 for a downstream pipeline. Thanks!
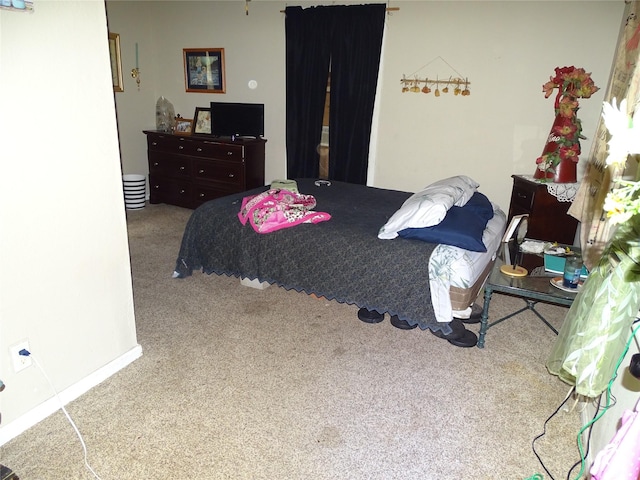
238;189;331;233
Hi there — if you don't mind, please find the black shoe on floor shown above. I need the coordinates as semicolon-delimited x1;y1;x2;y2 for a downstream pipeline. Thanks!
455;303;483;324
430;319;478;347
390;315;418;330
429;318;466;340
447;329;478;348
357;307;385;324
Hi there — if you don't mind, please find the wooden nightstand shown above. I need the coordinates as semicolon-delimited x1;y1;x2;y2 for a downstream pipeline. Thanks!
507;175;578;245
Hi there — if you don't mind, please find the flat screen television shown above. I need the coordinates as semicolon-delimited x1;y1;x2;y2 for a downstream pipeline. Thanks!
210;102;264;138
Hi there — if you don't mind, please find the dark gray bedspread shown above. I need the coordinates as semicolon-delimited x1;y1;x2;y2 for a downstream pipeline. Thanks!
174;179;441;330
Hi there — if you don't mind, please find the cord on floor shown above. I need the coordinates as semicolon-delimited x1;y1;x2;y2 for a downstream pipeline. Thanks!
19;349;102;480
565;394;602;480
530;385;576;480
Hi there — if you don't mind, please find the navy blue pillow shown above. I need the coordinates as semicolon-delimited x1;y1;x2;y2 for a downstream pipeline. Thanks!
397;192;494;252
461;192;494;218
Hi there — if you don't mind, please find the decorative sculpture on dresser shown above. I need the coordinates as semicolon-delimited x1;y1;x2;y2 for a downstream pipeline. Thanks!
534;66;599;183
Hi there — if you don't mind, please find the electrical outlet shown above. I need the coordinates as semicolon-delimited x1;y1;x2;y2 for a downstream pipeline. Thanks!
9;340;32;373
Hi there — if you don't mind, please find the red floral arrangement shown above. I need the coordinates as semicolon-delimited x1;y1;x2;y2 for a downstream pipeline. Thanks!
535;66;599;181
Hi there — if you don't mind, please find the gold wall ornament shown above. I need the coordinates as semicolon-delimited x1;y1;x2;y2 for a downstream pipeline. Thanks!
400;76;471;96
131;68;141;90
401;56;471;97
131;42;141;90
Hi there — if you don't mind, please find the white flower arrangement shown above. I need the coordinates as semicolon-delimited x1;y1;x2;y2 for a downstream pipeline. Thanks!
601;98;640;224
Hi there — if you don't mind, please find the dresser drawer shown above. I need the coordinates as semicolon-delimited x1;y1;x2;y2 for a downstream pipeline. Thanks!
193;159;244;187
196;142;244;161
510;183;535;211
147;134;188;153
148;152;191;177
148;135;244;160
149;174;193;208
193;184;238;206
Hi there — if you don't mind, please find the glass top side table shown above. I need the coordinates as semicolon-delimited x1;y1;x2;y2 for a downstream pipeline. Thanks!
477;242;578;348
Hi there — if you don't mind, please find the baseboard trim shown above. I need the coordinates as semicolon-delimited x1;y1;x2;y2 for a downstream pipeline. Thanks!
0;344;143;446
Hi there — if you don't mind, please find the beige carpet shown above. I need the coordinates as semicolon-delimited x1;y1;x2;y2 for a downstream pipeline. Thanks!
0;203;585;479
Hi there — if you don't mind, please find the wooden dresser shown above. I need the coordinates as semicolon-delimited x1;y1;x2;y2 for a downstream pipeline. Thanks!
144;131;265;209
507;175;578;245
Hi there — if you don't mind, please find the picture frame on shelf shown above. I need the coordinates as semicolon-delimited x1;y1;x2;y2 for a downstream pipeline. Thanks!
183;48;225;93
108;32;124;92
501;214;529;243
193;107;212;135
174;117;193;135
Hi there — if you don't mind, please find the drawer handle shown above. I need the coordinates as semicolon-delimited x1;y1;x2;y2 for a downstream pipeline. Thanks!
228;173;235;178
226;151;233;156
154;185;159;189
151;142;157;146
153;162;159;166
199;193;205;198
179;166;185;170
517;192;527;199
198;169;205;174
179;189;185;194
197;148;203;152
178;145;184;150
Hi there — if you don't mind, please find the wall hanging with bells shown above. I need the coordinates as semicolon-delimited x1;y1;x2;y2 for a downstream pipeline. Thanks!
401;56;470;97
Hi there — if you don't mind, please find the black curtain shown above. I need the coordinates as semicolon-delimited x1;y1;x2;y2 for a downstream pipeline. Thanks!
285;6;332;179
285;4;386;184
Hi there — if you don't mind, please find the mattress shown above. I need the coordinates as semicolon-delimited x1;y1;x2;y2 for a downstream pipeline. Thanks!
431;208;506;320
174;179;505;330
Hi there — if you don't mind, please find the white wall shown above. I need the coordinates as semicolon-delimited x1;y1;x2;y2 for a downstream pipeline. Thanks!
0;0;140;442
106;1;287;188
106;0;623;212
375;1;622;207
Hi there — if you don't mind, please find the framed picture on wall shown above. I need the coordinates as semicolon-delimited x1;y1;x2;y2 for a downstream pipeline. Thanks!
193;107;212;134
183;48;225;93
174;117;193;135
108;32;124;92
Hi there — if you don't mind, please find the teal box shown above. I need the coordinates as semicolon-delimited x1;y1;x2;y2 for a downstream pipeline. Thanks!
544;254;589;278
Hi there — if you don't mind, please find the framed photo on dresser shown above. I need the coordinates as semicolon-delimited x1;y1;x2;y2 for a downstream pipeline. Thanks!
193;107;211;135
174;117;193;135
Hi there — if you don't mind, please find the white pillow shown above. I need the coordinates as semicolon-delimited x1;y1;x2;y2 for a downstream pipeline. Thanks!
378;175;479;239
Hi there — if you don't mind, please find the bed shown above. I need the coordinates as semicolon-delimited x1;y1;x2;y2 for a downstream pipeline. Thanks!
173;178;506;334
